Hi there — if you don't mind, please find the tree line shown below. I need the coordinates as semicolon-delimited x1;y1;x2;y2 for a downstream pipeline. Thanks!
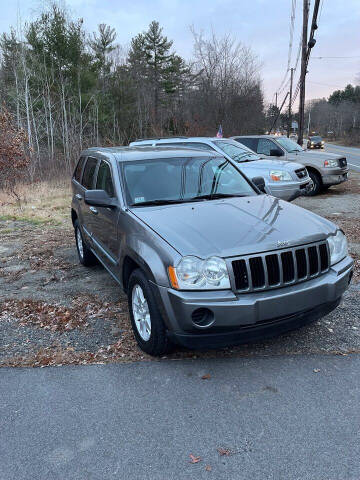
0;3;264;180
304;84;360;143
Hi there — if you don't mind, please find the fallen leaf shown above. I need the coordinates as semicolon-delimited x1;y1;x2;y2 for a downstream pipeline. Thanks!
205;465;212;471
313;368;320;373
217;447;231;456
189;454;201;464
201;373;211;380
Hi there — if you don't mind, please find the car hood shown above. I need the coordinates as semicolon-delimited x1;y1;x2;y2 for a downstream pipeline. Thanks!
240;158;303;172
287;150;344;162
131;195;337;258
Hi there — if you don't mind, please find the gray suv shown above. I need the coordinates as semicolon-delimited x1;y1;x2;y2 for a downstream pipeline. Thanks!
130;137;312;201
71;146;353;356
232;135;349;195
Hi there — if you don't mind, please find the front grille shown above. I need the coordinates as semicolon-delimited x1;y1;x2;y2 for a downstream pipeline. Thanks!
231;241;329;292
295;167;308;179
339;157;347;168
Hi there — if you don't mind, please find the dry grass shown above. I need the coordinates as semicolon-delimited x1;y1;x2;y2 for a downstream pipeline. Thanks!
0;180;71;227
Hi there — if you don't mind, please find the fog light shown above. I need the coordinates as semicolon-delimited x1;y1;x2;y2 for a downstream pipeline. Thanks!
191;308;214;328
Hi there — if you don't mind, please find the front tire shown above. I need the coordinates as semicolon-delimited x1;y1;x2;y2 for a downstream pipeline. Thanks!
306;171;322;196
74;220;97;266
128;269;171;356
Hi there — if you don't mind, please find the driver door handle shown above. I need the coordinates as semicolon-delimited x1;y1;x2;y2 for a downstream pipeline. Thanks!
89;206;98;215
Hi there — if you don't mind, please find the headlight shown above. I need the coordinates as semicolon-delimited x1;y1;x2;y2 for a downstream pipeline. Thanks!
321;141;324;144
311;141;314;145
269;170;292;182
327;230;348;266
324;159;338;168
168;256;230;290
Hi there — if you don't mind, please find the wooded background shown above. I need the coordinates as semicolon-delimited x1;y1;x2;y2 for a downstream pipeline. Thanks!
0;3;264;179
0;2;358;183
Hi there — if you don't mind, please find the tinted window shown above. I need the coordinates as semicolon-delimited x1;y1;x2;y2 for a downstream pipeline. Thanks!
74;156;86;183
236;138;258;152
96;161;115;197
257;139;277;156
122;156;256;206
82;157;98;190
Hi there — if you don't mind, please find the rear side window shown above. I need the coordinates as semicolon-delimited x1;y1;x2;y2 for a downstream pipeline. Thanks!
82;157;98;190
257;139;277;156
96;161;115;197
236;138;258;152
74;156;86;183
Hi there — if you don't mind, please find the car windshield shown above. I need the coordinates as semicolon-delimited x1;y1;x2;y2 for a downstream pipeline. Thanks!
122;156;256;206
310;136;322;141
213;140;261;162
276;137;303;152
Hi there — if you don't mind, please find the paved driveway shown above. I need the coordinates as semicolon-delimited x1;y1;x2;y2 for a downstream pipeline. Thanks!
2;355;360;480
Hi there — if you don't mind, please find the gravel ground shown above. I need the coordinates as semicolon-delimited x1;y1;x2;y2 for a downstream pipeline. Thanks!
0;174;359;367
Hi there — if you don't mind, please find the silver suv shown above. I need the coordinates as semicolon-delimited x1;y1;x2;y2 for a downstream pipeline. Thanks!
130;137;312;201
71;146;353;356
233;135;349;195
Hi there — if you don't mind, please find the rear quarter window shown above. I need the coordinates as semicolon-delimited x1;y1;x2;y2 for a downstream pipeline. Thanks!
82;157;98;190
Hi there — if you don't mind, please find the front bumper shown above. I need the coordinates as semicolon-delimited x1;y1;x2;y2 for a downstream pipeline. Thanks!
267;180;312;202
156;255;353;349
322;168;349;186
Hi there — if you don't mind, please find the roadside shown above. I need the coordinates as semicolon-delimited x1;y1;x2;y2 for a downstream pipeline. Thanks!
2;354;360;480
0;175;359;367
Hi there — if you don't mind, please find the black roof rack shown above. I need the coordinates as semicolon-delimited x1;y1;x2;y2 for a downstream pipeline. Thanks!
134;136;189;142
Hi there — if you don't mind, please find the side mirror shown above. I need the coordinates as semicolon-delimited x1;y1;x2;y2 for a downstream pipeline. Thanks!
270;148;284;157
252;176;266;193
84;189;116;208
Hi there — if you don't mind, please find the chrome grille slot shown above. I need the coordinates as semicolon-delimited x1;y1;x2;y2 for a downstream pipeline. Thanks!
231;241;330;293
249;257;265;288
281;251;295;283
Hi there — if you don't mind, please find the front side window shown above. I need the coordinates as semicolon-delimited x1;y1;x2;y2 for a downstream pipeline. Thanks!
214;140;261;162
257;139;277;156
74;156;86;183
276;137;303;152
82;157;98;190
96;160;115;197
122;156;256;207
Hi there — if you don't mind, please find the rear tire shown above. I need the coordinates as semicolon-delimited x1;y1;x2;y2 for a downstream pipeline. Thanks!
74;220;97;266
306;171;322;196
128;268;172;356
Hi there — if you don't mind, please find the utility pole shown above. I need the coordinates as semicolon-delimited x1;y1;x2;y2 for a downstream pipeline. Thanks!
297;0;309;146
287;67;294;137
298;0;321;145
275;92;278;108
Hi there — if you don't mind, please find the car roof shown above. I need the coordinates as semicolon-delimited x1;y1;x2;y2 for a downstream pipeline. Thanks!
80;146;224;162
132;137;235;143
231;135;282;139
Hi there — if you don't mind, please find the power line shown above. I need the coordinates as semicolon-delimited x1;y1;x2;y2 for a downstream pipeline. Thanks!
275;0;297;96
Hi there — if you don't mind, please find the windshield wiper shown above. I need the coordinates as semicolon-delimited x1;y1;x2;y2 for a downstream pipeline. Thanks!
191;193;247;200
130;199;187;207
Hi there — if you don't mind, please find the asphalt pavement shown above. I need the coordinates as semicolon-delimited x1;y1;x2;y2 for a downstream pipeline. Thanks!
2;354;360;480
325;143;360;171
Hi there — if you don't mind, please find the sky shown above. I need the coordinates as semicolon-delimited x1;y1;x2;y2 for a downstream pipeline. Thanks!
1;0;359;108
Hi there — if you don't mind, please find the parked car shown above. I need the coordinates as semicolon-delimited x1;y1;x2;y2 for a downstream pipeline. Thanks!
307;135;324;149
71;146;353;356
232;135;349;195
130;137;312;201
